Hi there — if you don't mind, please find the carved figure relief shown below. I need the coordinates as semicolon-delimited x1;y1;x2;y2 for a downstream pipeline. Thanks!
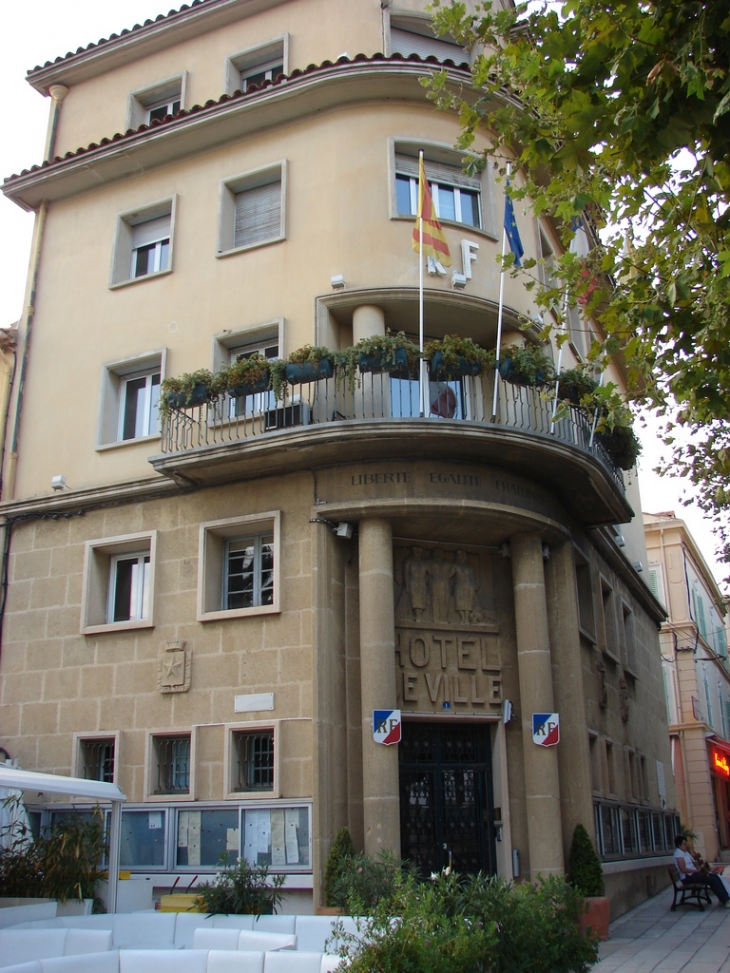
597;659;608;710
158;639;192;694
619;678;630;722
394;546;497;631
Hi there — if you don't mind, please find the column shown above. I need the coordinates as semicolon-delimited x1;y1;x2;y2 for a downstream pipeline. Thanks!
510;532;564;879
352;305;385;343
358;518;400;858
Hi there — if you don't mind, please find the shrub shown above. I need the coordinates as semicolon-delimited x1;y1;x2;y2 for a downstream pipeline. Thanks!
328;849;407;913
323;826;355;907
567;824;605;898
194;858;285;915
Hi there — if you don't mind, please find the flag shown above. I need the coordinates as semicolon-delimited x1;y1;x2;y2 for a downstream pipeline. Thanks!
412;156;451;267
503;189;524;268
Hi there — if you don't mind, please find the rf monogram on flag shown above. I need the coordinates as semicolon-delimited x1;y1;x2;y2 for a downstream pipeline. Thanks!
532;713;560;747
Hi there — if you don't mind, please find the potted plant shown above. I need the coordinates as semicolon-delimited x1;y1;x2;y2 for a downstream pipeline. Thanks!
194;858;285;915
568;823;609;941
321;825;355;912
425;335;496;379
595;423;642;470
498;344;555;386
557;367;599;406
355;331;420;378
285;345;336;385
225;354;273;397
161;369;218;413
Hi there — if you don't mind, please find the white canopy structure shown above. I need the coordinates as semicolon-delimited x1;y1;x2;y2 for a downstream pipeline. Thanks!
0;765;126;913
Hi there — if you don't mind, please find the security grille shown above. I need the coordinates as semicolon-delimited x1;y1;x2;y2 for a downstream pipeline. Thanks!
233;731;274;792
81;739;115;783
154;736;190;794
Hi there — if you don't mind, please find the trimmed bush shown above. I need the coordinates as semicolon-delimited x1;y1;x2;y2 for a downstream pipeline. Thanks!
568;823;605;897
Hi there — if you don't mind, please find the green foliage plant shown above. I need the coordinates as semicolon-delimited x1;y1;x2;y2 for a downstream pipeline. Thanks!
557;368;599;407
194;858;285;915
287;345;335;367
428;0;730;569
567;824;605;898
323;826;355;908
356;331;420;373
499;343;555;386
328;849;406;914
332;869;598;973
424;335;496;373
160;368;219;416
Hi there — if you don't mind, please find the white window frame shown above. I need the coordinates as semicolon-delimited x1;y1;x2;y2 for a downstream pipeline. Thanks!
127;74;187;129
198;512;281;622
224;721;281;800
110;197;176;288
72;732;121;788
389;140;496;239
225;36;289;95
81;531;156;635
145;730;196;802
217;163;286;257
97;350;166;449
108;551;150;624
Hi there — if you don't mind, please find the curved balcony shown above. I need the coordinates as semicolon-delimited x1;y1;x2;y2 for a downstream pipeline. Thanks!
150;368;632;528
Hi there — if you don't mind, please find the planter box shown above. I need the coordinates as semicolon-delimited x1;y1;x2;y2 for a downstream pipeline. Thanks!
56;898;93;916
578;895;610;941
166;384;208;409
285;358;334;384
498;358;545;386
358;347;411;376
159;893;204;913
229;374;270;397
429;351;482;379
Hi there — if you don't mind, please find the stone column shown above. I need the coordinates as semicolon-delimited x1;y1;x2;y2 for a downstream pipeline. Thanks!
352;305;385;343
510;532;564;879
358;518;400;858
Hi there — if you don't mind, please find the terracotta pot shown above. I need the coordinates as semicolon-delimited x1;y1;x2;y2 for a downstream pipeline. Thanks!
578;895;610;941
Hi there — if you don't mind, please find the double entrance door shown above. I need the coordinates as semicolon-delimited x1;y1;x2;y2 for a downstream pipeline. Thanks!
398;722;496;875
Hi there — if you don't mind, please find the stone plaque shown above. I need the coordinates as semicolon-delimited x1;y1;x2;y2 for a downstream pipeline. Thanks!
158;639;192;694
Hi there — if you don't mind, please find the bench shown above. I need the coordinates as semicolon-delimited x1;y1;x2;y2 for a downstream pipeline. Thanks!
668;864;712;911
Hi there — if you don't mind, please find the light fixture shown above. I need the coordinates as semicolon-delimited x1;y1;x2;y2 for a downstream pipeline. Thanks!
330;274;346;289
451;272;467;289
50;475;67;492
335;522;353;539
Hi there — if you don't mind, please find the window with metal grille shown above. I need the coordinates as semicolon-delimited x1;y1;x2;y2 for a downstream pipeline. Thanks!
233;731;274;792
154;736;190;795
80;739;115;783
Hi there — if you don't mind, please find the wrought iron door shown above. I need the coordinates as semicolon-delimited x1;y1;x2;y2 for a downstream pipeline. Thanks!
399;722;496;875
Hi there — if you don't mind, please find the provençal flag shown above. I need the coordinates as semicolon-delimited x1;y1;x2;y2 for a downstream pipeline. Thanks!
412;156;451;267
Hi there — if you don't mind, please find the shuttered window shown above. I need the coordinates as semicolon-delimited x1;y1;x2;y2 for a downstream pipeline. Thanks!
391;27;468;64
235;179;281;248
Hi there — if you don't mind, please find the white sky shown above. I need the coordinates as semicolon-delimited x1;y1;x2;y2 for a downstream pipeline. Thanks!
0;0;725;589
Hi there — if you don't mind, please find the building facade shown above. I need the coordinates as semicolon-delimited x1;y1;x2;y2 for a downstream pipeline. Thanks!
644;511;730;862
0;0;676;916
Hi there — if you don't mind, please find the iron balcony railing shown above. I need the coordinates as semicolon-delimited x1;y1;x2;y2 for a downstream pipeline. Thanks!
160;370;625;493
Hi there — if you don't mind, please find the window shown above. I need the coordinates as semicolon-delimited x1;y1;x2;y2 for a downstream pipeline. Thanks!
574;548;595;639
198;512;280;621
226;37;288;95
395;152;481;229
242;806;309;868
622;602;638;674
647;562;664;605
98;351;165;448
218;164;286;256
81;531;156;634
605;739;617;796
389;17;468;65
600;578;619;662
176;808;239;867
121;809;167;868
76;735;117;784
229;339;278;417
149;733;193;797
128;75;185;129
111;198;176;286
589;732;601;794
232;730;274;792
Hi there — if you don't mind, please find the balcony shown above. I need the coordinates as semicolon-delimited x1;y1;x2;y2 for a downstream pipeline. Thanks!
150;369;632;528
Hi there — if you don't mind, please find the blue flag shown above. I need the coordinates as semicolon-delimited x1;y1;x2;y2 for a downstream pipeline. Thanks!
504;191;524;268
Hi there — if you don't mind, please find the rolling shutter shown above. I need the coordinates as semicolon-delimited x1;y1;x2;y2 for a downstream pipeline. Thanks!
235;180;281;247
391;28;468;65
394;153;479;190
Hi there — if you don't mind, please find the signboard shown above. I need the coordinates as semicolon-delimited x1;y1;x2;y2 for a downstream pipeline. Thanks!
373;710;402;745
532;713;560;747
712;747;730;779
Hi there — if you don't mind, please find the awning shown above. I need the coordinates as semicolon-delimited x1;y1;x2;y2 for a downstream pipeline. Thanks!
0;766;126;914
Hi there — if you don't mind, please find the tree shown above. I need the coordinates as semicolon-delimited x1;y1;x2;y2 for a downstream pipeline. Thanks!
429;0;730;565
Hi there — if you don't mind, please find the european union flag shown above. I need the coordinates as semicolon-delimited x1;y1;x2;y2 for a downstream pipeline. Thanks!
504;191;524;268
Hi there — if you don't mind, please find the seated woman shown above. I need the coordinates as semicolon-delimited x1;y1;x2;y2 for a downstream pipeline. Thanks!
674;835;730;907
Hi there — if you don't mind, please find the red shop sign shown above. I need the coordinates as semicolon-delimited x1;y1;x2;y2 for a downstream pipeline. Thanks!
712;747;730;778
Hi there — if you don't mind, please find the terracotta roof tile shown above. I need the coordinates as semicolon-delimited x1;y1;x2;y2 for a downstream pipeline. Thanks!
8;54;469;182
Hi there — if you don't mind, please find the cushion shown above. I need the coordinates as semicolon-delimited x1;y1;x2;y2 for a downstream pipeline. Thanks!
251;918;295;934
292;919;335;954
119;949;208;973
0;929;68;966
174;914;215;949
112;914;176;948
319;957;343;973
64;929;113;955
211;917;255;932
0;964;42;973
193;929;240;951
263;952;326;973
41;953;119;973
207;951;265;973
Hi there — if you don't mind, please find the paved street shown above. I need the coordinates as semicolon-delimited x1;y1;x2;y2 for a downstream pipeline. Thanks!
593;889;730;972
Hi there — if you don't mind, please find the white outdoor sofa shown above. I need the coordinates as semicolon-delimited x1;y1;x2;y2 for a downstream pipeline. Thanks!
0;949;343;973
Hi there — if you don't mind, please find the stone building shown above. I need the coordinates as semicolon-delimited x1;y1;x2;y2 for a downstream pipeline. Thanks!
0;0;676;916
644;511;730;862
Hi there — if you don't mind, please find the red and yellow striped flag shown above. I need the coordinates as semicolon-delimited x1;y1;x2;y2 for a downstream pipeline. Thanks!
412;156;451;267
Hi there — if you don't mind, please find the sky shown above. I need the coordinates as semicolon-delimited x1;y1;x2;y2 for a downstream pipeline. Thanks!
0;0;726;589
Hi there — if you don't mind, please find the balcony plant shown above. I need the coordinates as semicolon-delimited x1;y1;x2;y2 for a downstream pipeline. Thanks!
161;369;219;414
557;367;599;407
353;331;420;379
425;335;496;379
194;858;285;916
225;354;274;398
567;823;609;942
498;344;555;387
285;345;336;386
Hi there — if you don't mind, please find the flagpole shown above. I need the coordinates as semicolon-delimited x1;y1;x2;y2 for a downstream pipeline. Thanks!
492;162;511;419
418;151;426;418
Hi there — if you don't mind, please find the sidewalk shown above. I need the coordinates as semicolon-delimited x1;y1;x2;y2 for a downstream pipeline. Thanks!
592;889;730;972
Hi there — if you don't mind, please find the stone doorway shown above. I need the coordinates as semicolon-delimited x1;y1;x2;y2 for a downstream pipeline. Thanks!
398;721;496;875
